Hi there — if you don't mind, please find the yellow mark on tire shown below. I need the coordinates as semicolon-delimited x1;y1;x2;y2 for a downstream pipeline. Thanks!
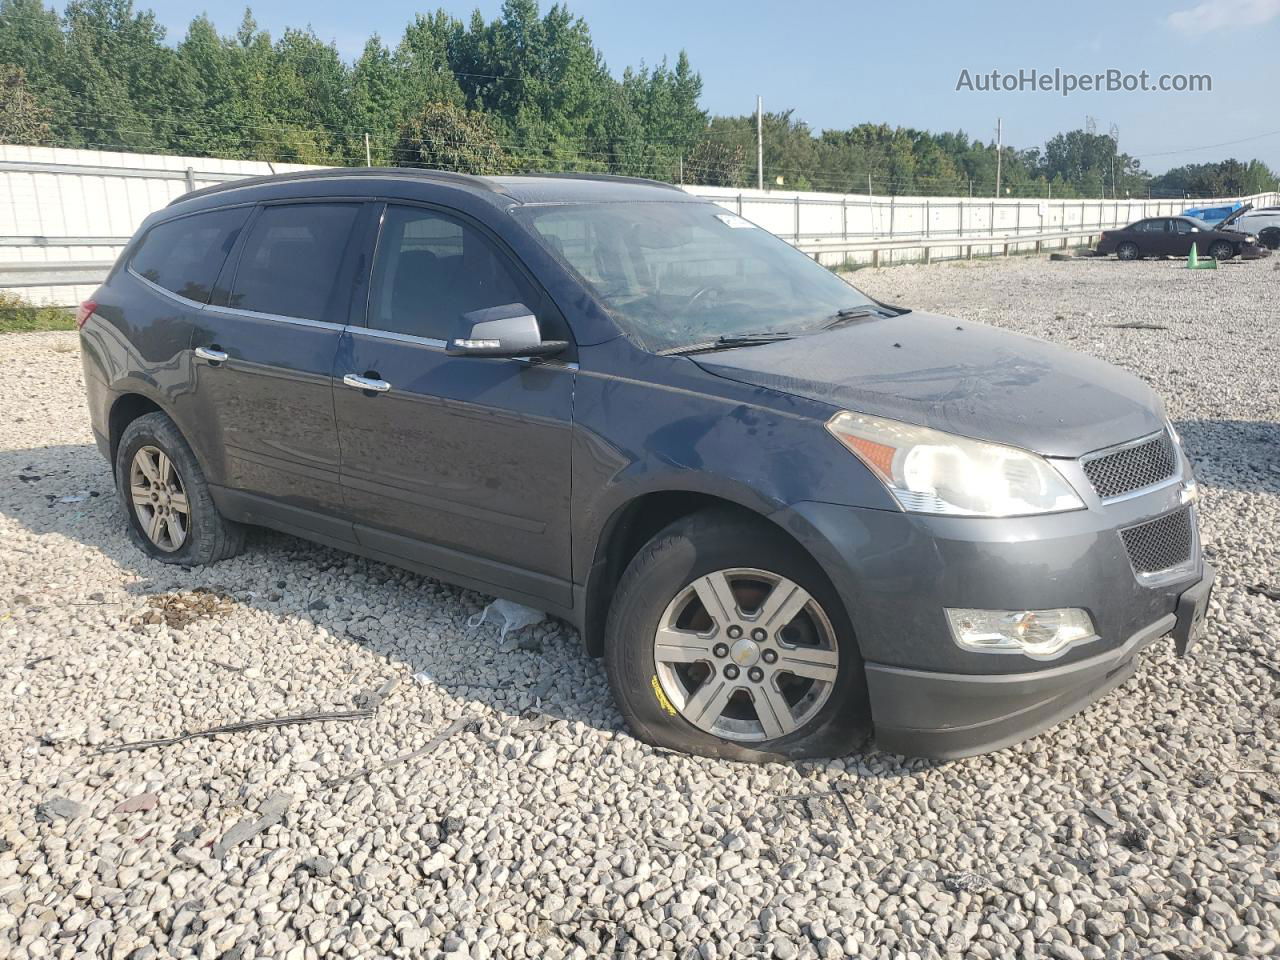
651;675;676;716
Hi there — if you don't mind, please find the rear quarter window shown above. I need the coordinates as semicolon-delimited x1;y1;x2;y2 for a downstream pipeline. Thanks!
128;207;251;303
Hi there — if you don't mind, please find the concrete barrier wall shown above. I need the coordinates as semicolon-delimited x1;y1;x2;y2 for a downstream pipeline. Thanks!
3;145;1276;302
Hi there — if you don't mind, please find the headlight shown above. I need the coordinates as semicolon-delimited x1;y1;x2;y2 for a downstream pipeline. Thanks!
825;411;1083;516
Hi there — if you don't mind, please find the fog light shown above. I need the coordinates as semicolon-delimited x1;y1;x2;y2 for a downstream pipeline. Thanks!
945;608;1096;660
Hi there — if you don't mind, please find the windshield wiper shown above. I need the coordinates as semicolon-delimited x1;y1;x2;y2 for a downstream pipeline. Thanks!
660;332;795;356
822;306;885;329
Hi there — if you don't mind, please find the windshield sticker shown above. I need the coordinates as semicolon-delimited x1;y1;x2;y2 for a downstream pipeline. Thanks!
714;213;756;229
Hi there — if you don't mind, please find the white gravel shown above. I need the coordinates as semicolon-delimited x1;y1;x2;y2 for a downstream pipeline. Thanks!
1;254;1278;960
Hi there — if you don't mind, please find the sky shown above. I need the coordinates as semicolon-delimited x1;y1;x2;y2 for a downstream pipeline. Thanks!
135;0;1279;174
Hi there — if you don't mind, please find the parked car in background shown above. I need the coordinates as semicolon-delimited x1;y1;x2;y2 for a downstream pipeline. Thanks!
78;169;1213;761
1218;205;1280;249
1180;203;1241;223
1097;215;1270;261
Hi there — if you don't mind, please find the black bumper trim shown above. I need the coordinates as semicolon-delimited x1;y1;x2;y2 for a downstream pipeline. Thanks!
867;612;1180;760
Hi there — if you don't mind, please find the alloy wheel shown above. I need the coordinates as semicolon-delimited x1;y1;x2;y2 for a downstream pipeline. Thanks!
129;445;190;551
653;567;840;742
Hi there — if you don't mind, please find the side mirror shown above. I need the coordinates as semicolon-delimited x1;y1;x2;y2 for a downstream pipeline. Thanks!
446;303;568;358
1189;227;1200;233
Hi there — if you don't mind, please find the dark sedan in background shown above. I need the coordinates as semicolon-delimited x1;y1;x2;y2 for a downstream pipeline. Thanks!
1097;215;1270;261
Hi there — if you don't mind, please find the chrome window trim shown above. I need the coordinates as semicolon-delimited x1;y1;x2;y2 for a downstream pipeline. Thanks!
354;327;447;349
202;302;347;332
127;266;208;309
1079;428;1183;504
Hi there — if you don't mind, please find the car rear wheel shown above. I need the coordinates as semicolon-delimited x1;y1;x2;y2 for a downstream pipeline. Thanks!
603;509;868;761
1116;242;1139;261
116;411;245;565
1208;240;1235;261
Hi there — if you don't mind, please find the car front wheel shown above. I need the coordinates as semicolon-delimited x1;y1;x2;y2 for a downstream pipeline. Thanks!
116;411;245;565
604;509;868;761
1207;240;1235;260
1116;242;1139;261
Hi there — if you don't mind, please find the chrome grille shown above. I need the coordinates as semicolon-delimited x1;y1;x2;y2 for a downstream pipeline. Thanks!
1082;431;1177;500
1120;507;1193;574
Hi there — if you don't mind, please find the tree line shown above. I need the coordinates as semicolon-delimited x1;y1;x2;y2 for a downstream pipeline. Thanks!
1;0;1275;199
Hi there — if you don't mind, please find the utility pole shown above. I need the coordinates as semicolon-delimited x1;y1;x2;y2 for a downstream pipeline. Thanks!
364;133;372;167
994;117;1002;198
867;173;872;197
756;96;764;191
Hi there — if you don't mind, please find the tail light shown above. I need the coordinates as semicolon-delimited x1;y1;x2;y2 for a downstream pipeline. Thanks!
75;300;97;330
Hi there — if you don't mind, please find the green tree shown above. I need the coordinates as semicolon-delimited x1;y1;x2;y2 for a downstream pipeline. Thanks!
0;64;52;142
394;100;511;174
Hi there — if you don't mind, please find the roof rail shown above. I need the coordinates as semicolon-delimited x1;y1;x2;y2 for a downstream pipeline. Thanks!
514;172;685;192
169;166;506;206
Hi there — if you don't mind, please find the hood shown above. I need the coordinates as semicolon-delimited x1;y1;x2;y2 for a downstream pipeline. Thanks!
692;312;1165;458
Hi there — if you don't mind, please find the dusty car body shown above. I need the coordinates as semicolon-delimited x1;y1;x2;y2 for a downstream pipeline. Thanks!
78;170;1214;761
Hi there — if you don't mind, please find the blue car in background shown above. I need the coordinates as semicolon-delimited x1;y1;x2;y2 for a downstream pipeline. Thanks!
1181;202;1242;223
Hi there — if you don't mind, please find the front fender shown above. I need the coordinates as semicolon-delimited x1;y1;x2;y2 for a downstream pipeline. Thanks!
569;339;899;583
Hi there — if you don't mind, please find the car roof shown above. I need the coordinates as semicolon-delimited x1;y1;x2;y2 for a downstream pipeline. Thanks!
172;167;693;209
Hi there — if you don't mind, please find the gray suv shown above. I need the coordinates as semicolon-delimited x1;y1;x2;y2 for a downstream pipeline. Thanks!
77;169;1214;761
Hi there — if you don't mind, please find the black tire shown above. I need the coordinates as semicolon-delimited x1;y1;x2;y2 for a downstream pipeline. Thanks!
603;509;868;761
1259;227;1280;250
115;411;245;565
1207;240;1235;261
1116;242;1139;261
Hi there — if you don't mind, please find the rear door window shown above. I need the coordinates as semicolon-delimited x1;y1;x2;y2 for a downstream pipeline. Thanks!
228;203;361;321
129;207;250;303
366;204;535;342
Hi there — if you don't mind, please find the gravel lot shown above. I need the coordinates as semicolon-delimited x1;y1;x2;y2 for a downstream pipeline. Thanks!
1;254;1278;960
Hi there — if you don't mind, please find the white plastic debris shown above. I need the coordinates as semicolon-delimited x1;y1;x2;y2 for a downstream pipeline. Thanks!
467;598;545;640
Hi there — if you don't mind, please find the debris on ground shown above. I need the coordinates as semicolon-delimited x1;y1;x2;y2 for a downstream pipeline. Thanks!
35;796;88;822
134;588;236;629
213;793;293;859
468;598;545;641
97;707;376;754
943;872;992;894
112;792;159;814
1246;583;1280;601
321;714;474;789
297;855;335;878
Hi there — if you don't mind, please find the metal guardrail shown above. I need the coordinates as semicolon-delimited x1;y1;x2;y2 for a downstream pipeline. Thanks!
0;160;244;184
796;228;1105;264
0;261;116;287
0;236;131;247
0;226;1105;288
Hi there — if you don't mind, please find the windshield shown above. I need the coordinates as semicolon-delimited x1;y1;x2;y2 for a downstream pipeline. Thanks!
512;201;883;352
1186;217;1217;231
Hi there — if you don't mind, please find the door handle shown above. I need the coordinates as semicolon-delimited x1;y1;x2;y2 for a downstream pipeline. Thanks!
343;373;391;393
194;346;228;364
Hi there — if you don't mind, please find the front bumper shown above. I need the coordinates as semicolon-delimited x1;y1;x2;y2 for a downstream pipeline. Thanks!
774;467;1208;759
870;565;1212;759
